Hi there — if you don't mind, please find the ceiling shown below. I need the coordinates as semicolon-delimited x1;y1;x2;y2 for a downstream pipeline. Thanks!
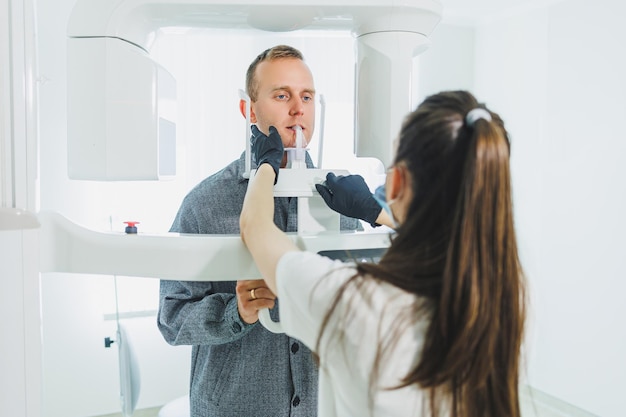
440;0;563;24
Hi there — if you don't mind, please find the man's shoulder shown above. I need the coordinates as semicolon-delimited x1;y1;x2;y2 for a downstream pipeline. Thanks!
186;157;246;196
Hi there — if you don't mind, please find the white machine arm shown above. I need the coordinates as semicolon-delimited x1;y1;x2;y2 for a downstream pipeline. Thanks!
67;0;443;50
38;210;390;281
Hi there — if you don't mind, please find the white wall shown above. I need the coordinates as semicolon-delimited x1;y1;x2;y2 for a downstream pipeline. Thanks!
407;6;626;415
416;23;476;100
474;1;626;416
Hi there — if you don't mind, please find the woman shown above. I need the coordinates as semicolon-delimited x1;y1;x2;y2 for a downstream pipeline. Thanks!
240;90;526;417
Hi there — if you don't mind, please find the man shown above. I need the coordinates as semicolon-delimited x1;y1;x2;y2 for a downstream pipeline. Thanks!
157;45;360;417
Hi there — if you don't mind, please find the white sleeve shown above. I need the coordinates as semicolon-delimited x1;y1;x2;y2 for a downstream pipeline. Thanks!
276;251;357;350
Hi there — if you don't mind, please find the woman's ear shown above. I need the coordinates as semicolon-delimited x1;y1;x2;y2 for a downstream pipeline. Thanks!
387;165;407;202
386;164;413;225
239;99;258;123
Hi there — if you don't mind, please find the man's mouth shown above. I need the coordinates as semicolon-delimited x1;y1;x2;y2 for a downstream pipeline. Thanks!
286;125;305;148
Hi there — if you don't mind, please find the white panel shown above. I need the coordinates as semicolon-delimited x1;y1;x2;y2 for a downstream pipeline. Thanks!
67;37;176;180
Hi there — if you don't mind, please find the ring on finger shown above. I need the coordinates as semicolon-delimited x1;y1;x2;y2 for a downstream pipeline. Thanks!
250;288;257;300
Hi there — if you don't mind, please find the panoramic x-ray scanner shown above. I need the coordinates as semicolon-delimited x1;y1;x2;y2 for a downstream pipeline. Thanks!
3;0;443;416
66;0;442;180
52;0;443;355
58;0;442;317
46;0;442;289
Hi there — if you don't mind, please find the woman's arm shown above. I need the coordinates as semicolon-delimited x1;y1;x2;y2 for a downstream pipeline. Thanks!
240;164;299;295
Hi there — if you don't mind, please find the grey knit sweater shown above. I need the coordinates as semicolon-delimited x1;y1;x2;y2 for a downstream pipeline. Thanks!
158;150;360;417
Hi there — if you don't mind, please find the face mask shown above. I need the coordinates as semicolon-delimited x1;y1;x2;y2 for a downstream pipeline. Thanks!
373;185;399;229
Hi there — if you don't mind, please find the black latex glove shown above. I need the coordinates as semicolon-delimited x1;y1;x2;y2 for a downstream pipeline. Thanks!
251;125;284;184
315;173;382;227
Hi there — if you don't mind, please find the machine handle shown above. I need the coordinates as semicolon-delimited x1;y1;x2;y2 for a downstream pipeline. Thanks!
258;308;283;334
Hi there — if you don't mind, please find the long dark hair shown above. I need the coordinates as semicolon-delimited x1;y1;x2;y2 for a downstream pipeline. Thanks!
318;91;526;417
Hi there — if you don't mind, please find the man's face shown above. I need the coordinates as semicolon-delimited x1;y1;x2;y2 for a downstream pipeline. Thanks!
249;58;316;148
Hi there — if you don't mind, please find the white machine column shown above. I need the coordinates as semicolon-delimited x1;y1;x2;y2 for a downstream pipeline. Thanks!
355;31;431;168
0;209;42;417
1;0;42;413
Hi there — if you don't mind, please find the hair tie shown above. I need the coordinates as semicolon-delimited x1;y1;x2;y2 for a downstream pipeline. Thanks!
465;108;492;127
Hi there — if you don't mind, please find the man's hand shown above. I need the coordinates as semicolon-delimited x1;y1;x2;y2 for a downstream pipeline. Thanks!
236;279;276;325
251;125;284;184
315;172;383;227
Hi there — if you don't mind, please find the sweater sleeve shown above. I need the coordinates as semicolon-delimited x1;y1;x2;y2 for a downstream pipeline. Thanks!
157;279;253;346
158;167;255;346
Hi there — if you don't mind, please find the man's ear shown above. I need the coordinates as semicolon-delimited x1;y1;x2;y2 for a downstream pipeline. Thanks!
239;99;257;123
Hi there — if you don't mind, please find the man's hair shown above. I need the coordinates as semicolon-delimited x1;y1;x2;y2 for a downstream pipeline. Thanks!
245;45;304;102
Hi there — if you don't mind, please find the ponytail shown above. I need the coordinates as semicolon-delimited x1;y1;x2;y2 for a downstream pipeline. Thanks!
435;110;525;417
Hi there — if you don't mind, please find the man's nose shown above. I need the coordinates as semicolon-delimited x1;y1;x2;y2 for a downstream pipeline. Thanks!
289;98;304;116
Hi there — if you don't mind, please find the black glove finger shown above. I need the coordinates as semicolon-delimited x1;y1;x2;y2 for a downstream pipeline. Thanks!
325;172;338;185
315;183;334;206
251;125;284;184
351;175;368;189
267;126;282;144
263;126;284;156
252;125;283;150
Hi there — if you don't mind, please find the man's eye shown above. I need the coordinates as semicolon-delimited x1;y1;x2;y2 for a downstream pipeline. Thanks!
303;96;313;102
276;94;288;100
